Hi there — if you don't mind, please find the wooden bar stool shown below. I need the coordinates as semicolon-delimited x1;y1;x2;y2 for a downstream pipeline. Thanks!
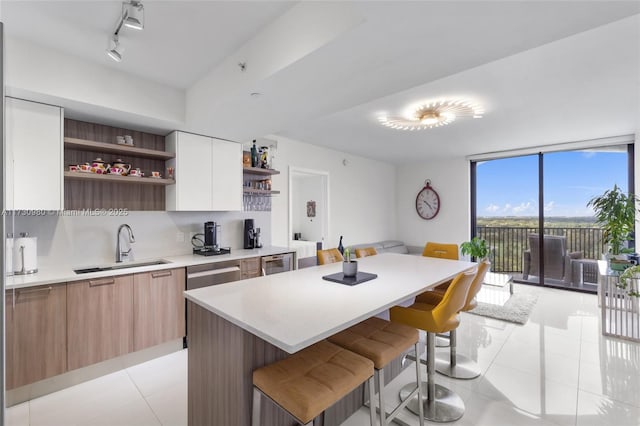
389;271;476;423
252;340;376;426
355;247;378;258
317;248;344;265
328;317;424;426
415;260;491;380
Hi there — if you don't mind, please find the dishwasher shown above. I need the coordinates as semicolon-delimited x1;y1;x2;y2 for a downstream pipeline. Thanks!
184;259;242;347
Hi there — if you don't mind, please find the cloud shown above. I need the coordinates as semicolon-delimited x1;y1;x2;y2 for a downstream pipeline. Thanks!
544;201;555;212
512;202;534;214
485;204;500;213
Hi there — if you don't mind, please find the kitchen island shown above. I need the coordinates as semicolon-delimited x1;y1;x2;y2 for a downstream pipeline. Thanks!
184;253;475;426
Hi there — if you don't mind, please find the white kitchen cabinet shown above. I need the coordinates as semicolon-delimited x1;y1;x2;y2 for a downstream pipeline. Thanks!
165;131;242;211
6;97;64;210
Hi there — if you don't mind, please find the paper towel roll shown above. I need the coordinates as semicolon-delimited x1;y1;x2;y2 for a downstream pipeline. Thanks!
14;236;38;274
5;237;13;276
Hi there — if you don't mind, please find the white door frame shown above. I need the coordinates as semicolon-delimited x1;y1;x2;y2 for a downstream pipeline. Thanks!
288;166;329;248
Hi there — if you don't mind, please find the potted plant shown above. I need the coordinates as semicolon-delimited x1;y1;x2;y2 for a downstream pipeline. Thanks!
587;184;638;259
616;264;640;297
460;237;491;262
343;247;358;277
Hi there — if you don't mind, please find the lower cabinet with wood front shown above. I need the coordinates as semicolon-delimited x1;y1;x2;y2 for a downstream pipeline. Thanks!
67;275;135;370
6;267;187;389
133;268;186;351
5;284;67;390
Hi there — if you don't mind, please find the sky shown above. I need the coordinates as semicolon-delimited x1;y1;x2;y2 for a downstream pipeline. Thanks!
477;148;629;218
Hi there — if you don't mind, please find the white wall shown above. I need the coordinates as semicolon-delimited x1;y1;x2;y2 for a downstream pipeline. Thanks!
5;37;185;128
9;211;270;270
396;158;470;249
270;135;397;249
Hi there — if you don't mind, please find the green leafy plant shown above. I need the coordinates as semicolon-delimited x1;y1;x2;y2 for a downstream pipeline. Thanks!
460;237;490;261
617;265;640;297
587;185;638;256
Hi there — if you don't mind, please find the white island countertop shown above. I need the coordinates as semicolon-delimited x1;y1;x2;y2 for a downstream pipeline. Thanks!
184;253;476;353
6;246;293;290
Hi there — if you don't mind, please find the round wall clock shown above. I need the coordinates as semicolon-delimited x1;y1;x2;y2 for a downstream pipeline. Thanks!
416;180;440;220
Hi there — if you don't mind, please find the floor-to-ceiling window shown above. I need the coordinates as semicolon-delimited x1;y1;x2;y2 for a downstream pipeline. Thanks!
472;142;632;293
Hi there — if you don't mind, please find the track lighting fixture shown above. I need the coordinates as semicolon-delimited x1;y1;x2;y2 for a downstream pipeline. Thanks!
106;35;123;62
105;1;144;62
123;0;144;31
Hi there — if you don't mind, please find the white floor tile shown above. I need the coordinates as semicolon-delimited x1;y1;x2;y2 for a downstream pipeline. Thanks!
82;399;160;426
576;390;640;426
144;379;188;426
29;371;144;426
126;350;187;398
5;401;29;426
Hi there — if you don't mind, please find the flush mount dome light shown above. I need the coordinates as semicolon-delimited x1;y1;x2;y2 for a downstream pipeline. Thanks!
378;98;484;130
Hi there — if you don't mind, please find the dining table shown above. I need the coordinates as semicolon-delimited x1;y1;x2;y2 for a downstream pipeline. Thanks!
184;252;475;426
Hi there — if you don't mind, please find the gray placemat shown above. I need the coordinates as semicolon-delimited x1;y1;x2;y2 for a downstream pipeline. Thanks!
322;271;378;286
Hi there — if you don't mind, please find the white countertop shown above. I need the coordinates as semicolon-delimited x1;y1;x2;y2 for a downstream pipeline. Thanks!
184;253;476;353
6;246;293;290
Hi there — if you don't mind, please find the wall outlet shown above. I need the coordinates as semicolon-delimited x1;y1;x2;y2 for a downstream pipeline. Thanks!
176;232;185;243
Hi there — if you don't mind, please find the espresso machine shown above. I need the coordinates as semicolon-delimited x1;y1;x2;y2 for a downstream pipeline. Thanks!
244;219;262;249
193;221;230;256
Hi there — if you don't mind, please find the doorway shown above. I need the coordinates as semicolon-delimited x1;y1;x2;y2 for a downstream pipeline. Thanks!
288;167;329;265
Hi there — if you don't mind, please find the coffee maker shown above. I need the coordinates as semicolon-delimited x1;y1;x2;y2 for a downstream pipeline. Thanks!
204;221;218;250
193;221;230;256
244;219;262;249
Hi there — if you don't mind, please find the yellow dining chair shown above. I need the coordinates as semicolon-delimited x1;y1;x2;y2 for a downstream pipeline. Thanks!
390;271;475;422
355;247;377;258
415;260;491;379
422;242;459;260
317;248;344;265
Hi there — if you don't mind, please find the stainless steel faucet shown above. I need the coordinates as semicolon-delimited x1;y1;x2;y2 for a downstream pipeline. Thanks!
116;224;135;263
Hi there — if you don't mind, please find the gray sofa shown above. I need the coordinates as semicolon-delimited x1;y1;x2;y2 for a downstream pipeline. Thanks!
350;240;422;256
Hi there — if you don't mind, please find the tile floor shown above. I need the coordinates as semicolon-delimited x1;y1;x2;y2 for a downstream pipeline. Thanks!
7;283;640;426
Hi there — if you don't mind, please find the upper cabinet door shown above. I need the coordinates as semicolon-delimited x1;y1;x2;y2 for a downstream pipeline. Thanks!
166;131;213;211
6;98;63;210
166;132;242;211
211;138;242;211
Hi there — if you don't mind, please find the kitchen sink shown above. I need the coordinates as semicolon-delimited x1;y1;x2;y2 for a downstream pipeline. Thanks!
74;259;171;274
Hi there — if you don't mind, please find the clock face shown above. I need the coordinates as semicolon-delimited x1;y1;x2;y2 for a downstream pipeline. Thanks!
416;186;440;220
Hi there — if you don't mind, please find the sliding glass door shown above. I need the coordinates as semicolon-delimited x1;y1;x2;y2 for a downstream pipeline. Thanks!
475;155;540;283
473;144;632;293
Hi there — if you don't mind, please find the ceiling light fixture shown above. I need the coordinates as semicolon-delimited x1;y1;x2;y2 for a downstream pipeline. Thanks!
123;0;144;31
378;98;484;131
106;35;123;62
105;1;144;62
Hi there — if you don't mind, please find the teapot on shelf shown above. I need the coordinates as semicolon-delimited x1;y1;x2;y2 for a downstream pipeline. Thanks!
90;158;110;174
111;159;132;175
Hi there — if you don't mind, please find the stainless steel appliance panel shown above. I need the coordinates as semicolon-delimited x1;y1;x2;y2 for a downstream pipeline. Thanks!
186;260;241;290
261;253;294;276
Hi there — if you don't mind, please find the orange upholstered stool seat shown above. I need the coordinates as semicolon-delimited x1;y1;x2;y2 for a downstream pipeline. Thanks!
355;247;378;258
328;317;424;425
415;260;491;380
390;271;476;423
317;248;344;265
252;340;375;426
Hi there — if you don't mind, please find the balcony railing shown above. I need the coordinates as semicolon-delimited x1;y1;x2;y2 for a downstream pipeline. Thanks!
477;226;605;273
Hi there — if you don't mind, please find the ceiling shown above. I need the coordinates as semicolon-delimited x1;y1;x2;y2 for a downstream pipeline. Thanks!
2;1;639;163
